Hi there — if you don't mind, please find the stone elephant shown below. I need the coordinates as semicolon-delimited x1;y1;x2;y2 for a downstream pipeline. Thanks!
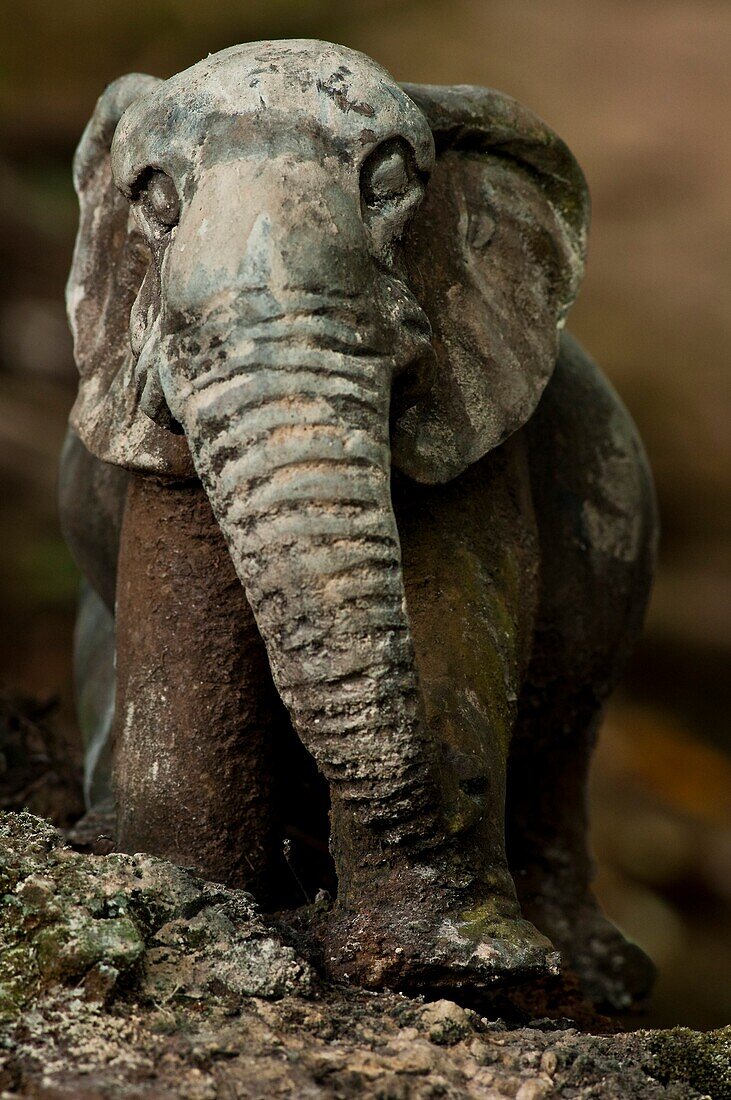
59;40;658;1010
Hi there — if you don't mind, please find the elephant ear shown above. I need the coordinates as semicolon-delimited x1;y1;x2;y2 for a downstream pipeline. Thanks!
66;74;194;476
392;83;590;483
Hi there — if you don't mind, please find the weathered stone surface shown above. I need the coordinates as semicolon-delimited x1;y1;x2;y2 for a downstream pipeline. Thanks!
60;38;659;1010
0;812;311;1023
0;814;727;1099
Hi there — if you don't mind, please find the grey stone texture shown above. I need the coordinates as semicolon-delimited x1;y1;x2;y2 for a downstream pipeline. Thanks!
59;41;658;1011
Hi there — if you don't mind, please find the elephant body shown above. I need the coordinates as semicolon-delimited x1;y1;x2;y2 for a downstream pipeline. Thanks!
59;41;658;1011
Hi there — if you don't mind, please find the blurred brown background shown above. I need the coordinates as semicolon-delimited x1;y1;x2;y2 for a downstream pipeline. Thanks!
0;0;728;1029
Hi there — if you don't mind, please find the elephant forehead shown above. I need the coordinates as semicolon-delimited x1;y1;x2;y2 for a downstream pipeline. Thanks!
112;40;434;191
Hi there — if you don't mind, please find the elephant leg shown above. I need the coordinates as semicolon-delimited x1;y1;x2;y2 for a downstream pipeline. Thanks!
59;429;126;847
398;436;541;898
508;676;655;1012
63;582;118;853
506;334;658;1011
113;473;294;904
325;436;559;998
74;581;116;811
58;428;128;615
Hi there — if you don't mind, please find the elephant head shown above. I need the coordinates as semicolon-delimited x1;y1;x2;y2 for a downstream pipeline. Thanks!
67;41;588;847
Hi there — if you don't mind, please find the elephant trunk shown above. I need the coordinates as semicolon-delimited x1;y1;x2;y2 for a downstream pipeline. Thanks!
160;317;440;844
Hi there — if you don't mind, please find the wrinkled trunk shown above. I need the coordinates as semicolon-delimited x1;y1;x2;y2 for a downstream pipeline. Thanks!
160;322;440;844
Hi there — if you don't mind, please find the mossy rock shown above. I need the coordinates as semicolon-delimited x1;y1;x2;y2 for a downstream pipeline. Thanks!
0;811;312;1020
650;1026;731;1100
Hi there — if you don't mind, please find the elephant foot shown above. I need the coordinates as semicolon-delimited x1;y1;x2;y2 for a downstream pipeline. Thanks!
521;890;655;1011
323;861;559;1004
563;907;655;1012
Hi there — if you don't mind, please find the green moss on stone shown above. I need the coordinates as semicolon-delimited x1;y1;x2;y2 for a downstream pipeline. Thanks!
458;895;528;944
0;944;40;1019
0;811;312;1019
650;1026;731;1100
35;915;144;981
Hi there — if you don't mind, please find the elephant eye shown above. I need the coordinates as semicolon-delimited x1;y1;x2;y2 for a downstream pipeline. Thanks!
134;169;180;238
360;139;426;257
361;139;423;209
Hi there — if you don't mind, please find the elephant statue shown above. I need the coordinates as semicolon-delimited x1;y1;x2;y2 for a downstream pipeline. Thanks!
59;40;658;1011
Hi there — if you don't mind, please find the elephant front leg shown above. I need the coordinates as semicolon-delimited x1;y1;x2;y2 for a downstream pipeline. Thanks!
324;439;559;999
113;474;292;904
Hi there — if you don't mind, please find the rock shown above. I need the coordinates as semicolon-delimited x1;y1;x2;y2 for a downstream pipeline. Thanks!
420;998;475;1045
540;1048;558;1076
0;811;312;1019
0;813;724;1098
516;1080;552;1099
649;1026;731;1100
